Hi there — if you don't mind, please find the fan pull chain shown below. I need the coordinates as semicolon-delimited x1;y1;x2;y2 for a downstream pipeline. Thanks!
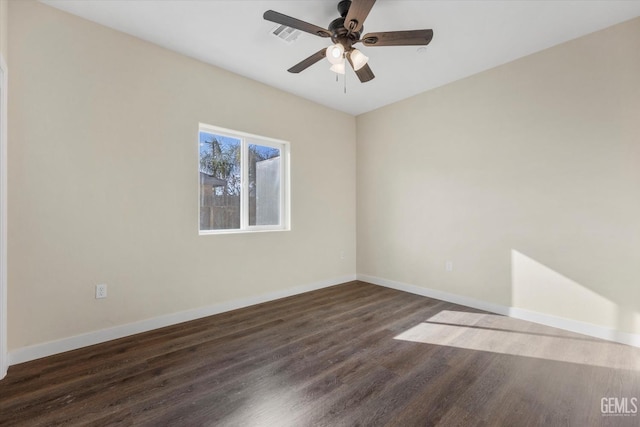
344;70;347;94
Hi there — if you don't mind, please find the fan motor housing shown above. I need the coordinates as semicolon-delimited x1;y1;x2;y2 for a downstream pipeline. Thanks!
328;17;362;48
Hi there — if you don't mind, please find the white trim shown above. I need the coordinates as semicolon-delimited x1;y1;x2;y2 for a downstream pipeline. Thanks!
10;273;638;366
0;54;7;379
357;274;510;316
8;275;356;366
508;306;640;348
240;136;248;230
357;274;640;348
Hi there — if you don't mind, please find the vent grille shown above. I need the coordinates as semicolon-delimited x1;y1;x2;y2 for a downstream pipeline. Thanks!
271;25;302;43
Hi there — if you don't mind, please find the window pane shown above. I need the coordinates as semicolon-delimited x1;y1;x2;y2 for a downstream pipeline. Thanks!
249;144;281;226
199;132;241;230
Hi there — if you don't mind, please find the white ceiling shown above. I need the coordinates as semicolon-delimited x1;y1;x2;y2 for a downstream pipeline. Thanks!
41;0;640;116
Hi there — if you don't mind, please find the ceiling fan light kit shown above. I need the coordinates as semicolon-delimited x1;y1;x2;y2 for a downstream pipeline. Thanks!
330;62;346;75
326;44;345;65
349;49;369;71
263;0;434;83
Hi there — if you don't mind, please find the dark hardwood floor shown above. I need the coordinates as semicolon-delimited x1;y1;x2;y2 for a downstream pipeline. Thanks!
1;281;639;426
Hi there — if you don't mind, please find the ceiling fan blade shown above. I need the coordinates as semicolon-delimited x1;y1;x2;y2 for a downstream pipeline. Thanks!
362;29;434;47
344;0;376;33
347;53;375;83
264;10;331;38
287;49;327;74
354;63;375;82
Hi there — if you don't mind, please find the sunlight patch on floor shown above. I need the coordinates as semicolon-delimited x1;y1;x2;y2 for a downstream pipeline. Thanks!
394;310;640;371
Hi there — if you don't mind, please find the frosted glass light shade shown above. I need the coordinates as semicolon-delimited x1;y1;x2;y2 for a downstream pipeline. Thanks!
350;49;369;71
326;44;345;65
330;61;345;74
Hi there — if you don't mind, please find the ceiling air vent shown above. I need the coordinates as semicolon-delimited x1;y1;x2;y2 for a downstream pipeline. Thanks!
271;25;301;43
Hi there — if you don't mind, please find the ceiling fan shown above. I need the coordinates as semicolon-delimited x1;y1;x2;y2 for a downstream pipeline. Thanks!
263;0;434;83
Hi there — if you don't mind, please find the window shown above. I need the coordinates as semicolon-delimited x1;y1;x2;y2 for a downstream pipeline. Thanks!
199;124;289;234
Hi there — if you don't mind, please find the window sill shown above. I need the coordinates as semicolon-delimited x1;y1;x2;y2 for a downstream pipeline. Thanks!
199;227;291;236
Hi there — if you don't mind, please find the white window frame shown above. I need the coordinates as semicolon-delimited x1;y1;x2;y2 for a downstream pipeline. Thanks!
198;123;290;235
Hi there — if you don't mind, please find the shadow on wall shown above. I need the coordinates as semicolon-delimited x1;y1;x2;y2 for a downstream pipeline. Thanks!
511;249;640;336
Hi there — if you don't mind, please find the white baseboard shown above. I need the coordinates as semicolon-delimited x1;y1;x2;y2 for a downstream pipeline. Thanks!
508;306;640;348
9;273;638;366
357;274;640;348
357;274;511;316
9;275;356;365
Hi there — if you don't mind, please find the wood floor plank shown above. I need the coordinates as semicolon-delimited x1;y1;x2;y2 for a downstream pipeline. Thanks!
1;281;639;426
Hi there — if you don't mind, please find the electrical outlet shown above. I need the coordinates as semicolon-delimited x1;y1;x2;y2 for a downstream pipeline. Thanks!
95;284;107;299
445;261;454;272
340;251;346;260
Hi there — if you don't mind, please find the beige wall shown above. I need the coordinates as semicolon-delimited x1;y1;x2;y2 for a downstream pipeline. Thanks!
7;0;639;353
8;1;356;349
357;18;640;335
